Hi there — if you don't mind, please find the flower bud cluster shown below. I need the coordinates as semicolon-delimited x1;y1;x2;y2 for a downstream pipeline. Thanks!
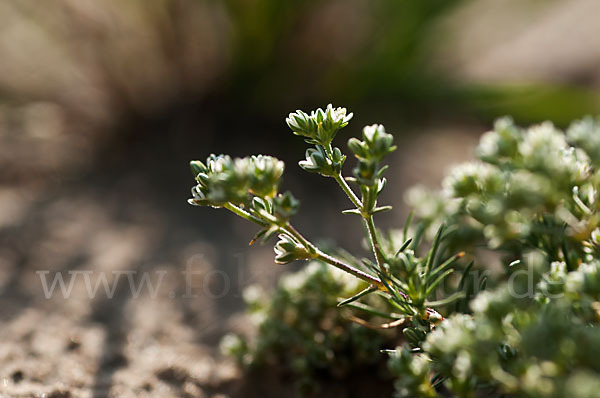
398;259;600;398
409;117;600;254
348;124;397;186
273;234;311;264
286;104;353;146
189;154;285;207
298;145;346;176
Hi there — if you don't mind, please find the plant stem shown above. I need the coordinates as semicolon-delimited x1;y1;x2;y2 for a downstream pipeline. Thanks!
323;144;386;273
283;223;318;254
224;203;268;227
333;173;362;209
282;222;384;288
325;143;362;208
316;249;384;288
224;165;385;290
332;170;385;271
365;214;386;270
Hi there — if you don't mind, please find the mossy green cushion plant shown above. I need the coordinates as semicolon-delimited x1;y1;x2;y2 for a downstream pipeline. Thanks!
396;116;600;397
220;261;394;394
188;108;600;397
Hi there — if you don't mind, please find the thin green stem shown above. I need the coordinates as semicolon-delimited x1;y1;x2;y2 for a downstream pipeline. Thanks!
323;143;385;274
224;203;269;227
283;223;318;254
226;203;383;288
334;174;362;209
333;171;385;272
316;250;383;288
325;143;362;209
283;222;384;288
366;214;386;269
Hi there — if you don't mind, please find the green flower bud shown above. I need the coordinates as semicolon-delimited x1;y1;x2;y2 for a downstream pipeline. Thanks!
299;146;343;176
248;155;285;198
286;109;319;140
443;162;496;198
318;104;353;145
363;124;395;157
353;159;378;186
347;137;368;159
477;116;520;164
286;104;352;146
349;124;396;162
273;191;300;219
190;160;207;180
188;184;211;206
188;154;286;207
193;154;249;205
568;116;600;164
274;234;310;264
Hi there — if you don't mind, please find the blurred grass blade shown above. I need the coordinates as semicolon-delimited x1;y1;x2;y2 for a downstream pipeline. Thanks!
425;291;465;307
345;301;399;319
337;285;377;307
395;238;413;257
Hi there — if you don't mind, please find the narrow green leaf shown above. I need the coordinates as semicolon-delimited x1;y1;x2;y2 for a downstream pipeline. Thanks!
403;211;414;242
342;208;362;216
426;251;465;285
395;238;413;257
261;225;280;243
425;291;466;307
337;285;377;307
249;229;267;245
371;205;393;215
480;276;488;291
376;165;389;178
425;268;455;297
456;261;475;312
425;224;445;274
345;301;399;319
458;260;475;291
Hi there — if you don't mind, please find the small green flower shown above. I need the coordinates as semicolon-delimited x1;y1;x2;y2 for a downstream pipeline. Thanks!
348;124;396;162
317;104;353;145
353;158;378;186
286;109;318;140
248;155;285;198
273;191;300;219
188;154;249;206
568;116;600;164
287;104;353;146
188;154;285;207
274;234;310;264
298;146;345;176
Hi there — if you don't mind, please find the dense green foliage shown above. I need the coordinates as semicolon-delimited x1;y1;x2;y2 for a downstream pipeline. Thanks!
220;262;393;394
188;108;600;397
395;116;600;397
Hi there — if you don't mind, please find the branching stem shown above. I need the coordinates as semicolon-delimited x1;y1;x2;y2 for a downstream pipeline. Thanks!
315;249;384;288
227;202;383;288
224;203;268;227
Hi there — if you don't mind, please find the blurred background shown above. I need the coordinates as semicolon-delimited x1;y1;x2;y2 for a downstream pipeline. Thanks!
1;0;600;396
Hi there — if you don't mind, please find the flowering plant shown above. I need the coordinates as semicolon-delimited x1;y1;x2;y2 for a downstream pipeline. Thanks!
188;108;600;397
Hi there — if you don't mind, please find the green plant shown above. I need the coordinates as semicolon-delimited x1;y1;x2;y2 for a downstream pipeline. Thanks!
220;261;394;394
189;105;463;323
188;105;465;395
188;108;600;397
394;116;600;397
